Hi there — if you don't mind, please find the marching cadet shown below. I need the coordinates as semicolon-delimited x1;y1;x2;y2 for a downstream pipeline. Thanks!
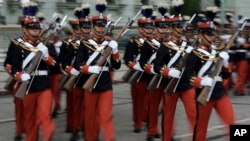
67;4;92;141
4;2;40;140
185;22;235;141
6;6;56;141
59;5;90;140
138;3;169;141
221;17;250;95
59;18;80;134
123;5;154;133
73;1;121;140
151;1;197;140
47;34;63;118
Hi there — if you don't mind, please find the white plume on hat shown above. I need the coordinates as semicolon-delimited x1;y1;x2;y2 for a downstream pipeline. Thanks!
171;0;184;7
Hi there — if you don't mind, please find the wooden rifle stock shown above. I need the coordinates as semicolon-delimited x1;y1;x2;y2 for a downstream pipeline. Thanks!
197;22;247;105
82;47;112;91
147;74;161;91
121;69;135;82
164;38;199;95
63;75;78;92
127;71;141;85
196;59;224;105
59;75;70;89
4;76;17;92
15;52;42;99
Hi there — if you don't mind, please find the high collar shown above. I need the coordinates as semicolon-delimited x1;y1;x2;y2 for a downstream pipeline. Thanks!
169;34;180;45
22;35;40;46
91;34;105;44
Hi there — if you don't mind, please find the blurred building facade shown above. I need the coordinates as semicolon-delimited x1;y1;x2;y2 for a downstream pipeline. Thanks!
0;0;249;25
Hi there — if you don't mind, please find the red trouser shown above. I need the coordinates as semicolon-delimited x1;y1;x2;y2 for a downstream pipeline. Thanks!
234;60;248;94
72;87;85;133
23;89;55;141
131;81;148;129
146;87;163;136
193;95;235;141
12;87;26;135
163;88;196;141
49;74;63;112
84;90;114;141
66;89;74;129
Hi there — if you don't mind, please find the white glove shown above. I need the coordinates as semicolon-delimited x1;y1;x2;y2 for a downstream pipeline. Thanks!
133;62;143;71
88;65;101;74
236;37;245;45
219;51;229;67
108;40;118;54
200;76;213;87
70;68;80;76
168;68;181;78
37;43;49;60
20;73;31;81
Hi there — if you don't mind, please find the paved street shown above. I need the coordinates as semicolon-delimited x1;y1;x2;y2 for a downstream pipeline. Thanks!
0;79;250;141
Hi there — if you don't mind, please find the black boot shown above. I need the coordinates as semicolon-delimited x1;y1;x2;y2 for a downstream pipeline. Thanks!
14;134;23;141
70;132;80;141
146;136;154;141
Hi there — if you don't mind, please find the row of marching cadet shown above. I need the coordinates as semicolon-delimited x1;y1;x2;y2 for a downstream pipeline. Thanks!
3;0;250;141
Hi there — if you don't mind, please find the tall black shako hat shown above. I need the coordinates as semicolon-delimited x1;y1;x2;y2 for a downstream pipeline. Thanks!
168;0;184;28
22;1;40;29
79;3;92;28
138;5;154;29
92;0;108;27
154;3;169;28
69;7;81;30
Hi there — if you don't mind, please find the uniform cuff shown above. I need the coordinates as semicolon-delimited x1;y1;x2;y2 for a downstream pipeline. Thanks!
5;64;12;74
112;52;120;61
144;64;152;74
81;65;89;74
128;61;136;69
14;72;23;81
45;56;55;66
161;67;169;77
194;77;202;88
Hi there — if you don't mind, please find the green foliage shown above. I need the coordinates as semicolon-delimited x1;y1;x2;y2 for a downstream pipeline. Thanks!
171;0;201;16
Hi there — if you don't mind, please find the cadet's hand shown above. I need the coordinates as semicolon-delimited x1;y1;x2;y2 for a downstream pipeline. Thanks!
70;68;80;76
219;51;229;67
108;40;118;54
21;73;31;81
88;65;101;74
168;68;181;78
200;76;213;87
133;63;143;71
37;43;49;60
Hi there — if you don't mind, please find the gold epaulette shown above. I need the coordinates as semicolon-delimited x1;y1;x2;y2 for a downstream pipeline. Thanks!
81;40;95;51
11;39;39;52
133;38;143;47
70;41;80;49
162;42;180;52
193;50;216;61
146;40;159;50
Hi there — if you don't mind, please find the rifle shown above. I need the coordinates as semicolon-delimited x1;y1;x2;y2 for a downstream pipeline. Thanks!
127;40;160;85
147;15;197;91
115;10;141;40
197;21;247;106
15;15;68;99
106;17;122;35
4;14;61;92
82;12;141;91
82;47;112;92
15;52;42;99
164;38;199;95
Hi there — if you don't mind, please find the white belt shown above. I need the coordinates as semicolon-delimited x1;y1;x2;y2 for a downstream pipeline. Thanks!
214;76;222;82
101;67;109;71
235;50;247;53
31;70;48;76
